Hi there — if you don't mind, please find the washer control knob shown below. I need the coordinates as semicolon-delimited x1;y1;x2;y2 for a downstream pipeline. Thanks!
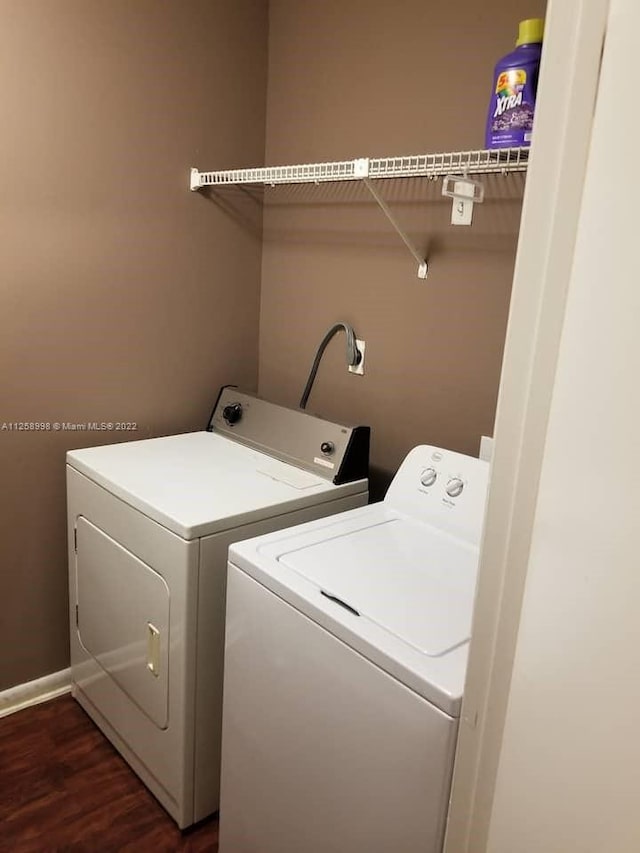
320;441;335;455
446;478;464;498
222;403;243;425
420;468;438;488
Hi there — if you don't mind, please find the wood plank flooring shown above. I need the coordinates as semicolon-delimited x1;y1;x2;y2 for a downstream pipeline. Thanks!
0;695;218;852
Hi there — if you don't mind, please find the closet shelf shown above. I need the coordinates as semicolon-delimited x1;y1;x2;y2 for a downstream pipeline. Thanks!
190;147;529;188
189;147;529;280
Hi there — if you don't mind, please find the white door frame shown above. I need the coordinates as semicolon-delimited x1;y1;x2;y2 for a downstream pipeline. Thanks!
444;2;610;850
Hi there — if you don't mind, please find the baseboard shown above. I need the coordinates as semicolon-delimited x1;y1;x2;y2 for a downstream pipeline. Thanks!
0;668;71;719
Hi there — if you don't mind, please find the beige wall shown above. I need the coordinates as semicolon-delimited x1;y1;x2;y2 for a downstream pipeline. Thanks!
0;0;268;690
258;0;546;498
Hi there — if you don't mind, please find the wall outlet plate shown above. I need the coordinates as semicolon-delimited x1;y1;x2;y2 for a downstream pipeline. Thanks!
348;339;365;375
479;435;494;462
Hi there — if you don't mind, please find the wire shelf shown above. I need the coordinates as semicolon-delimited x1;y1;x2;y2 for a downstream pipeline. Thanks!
189;146;530;280
194;159;363;187
369;147;529;179
191;147;529;189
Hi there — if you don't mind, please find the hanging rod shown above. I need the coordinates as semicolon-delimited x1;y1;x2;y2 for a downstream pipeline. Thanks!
190;147;529;189
190;147;529;279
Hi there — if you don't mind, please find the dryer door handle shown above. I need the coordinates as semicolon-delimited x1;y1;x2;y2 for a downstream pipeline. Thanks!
146;623;161;677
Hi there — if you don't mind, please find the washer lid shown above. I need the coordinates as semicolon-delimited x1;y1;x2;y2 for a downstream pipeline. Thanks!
231;502;480;716
67;432;364;540
278;516;476;658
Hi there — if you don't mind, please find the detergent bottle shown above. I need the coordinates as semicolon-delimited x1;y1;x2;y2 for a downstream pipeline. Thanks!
485;18;544;149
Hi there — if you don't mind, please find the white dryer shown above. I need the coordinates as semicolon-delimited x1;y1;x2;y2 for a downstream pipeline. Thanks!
219;444;489;853
67;387;369;828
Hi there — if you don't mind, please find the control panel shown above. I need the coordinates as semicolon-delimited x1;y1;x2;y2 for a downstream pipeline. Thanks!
208;387;370;485
385;445;490;546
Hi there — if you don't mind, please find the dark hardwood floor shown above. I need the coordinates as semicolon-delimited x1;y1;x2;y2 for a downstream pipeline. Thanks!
0;695;218;852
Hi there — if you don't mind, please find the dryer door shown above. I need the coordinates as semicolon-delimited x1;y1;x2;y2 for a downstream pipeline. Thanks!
75;516;170;729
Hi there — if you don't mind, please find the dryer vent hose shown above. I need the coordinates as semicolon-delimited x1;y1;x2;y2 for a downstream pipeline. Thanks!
299;322;361;410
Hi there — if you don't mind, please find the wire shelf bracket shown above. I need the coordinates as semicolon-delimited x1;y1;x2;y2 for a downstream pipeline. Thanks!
362;175;428;279
190;147;529;279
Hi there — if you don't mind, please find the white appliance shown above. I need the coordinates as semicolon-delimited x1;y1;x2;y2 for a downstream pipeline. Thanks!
67;387;369;828
219;444;489;853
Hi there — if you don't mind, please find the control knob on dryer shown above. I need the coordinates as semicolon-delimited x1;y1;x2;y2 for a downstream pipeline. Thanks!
222;403;243;425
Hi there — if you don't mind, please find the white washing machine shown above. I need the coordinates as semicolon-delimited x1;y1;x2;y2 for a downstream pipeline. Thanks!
67;387;369;829
219;444;489;853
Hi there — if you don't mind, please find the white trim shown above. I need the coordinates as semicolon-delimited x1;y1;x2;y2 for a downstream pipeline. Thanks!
444;0;610;850
0;669;71;719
